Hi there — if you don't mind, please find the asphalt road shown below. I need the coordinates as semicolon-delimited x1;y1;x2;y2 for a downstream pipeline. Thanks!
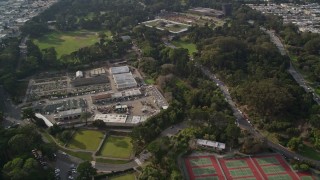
54;151;79;180
0;86;24;128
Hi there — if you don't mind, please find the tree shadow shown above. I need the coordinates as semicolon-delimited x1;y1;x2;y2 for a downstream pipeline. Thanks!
70;139;86;149
113;138;129;148
37;33;65;46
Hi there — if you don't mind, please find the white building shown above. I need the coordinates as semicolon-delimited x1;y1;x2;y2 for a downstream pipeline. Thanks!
113;73;137;90
196;139;226;151
76;71;83;78
110;66;130;74
94;114;127;123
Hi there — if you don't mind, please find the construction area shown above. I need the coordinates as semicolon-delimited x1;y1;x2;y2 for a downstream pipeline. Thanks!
143;7;227;32
27;65;169;127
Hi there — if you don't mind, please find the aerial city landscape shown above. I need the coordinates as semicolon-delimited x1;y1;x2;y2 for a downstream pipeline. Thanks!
0;0;320;179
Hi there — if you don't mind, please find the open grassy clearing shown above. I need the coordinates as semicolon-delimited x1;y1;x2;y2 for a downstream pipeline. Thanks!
61;148;93;161
40;131;93;160
67;130;104;151
172;40;197;56
166;24;189;32
95;158;131;164
110;173;136;180
33;30;111;58
99;136;133;159
299;145;320;161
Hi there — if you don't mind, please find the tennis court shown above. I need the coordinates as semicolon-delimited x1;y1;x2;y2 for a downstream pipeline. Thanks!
300;176;313;180
236;178;257;180
225;160;248;168
262;165;286;174
267;174;292;180
184;154;314;180
192;167;216;176
189;157;213;167
255;157;280;165
185;156;225;180
195;176;219;180
229;168;253;177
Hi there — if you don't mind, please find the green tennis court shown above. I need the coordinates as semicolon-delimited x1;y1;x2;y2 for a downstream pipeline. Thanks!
300;176;313;180
229;168;253;177
236;178;256;180
262;165;285;174
195;176;219;180
192;166;216;176
225;160;248;168
267;174;292;180
256;157;279;165
190;157;213;167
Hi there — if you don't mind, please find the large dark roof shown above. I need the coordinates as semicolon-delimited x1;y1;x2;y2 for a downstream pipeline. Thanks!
71;75;109;87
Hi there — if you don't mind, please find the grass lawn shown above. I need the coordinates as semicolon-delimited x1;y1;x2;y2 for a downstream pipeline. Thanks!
99;136;133;159
299;145;320;161
33;30;111;58
166;24;189;32
62;149;93;161
172;40;197;56
95;158;131;164
110;173;136;180
67;130;104;151
40;131;93;160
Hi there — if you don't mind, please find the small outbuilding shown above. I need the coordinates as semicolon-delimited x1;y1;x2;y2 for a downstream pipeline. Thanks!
76;71;83;78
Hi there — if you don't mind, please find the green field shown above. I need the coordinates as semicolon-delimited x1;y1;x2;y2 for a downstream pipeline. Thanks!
166;24;189;32
99;136;133;159
229;168;253;177
192;167;216;176
262;165;285;174
299;145;320;161
95;158;131;164
172;40;197;56
67;130;104;151
189;158;212;167
225;160;248;168
267;174;292;180
110;173;136;180
255;157;279;165
33;30;111;58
